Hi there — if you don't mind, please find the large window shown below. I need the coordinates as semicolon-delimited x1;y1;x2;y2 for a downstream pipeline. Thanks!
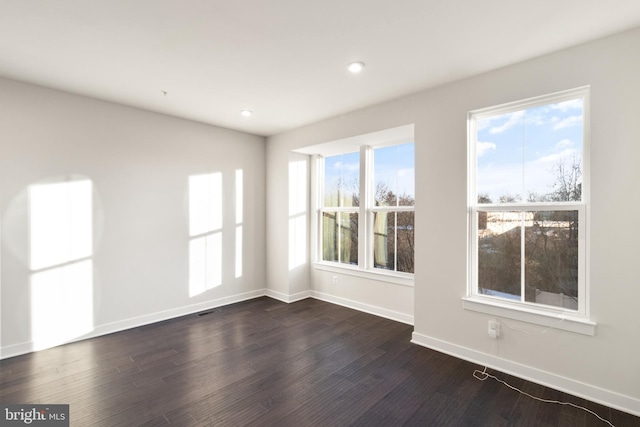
319;141;415;276
468;87;589;321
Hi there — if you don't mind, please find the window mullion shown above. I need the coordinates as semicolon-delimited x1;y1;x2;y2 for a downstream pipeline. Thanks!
520;211;525;303
359;145;371;270
394;211;398;272
371;205;414;213
337;212;342;263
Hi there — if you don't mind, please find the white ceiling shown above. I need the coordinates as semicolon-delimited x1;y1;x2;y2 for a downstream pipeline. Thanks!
2;1;640;137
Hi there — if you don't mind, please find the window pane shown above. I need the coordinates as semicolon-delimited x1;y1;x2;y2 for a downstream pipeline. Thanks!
373;211;414;273
322;211;358;265
322;212;338;261
525;211;579;309
339;212;358;265
322;211;338;262
324;152;360;207
373;211;395;270
476;98;583;204
374;142;415;207
397;211;414;273
478;211;522;300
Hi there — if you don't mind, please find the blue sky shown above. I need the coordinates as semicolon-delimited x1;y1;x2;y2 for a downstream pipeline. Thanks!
324;142;415;206
476;98;583;202
374;143;415;203
324;151;360;206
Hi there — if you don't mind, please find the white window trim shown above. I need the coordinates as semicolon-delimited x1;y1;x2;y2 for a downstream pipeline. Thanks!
306;127;415;284
461;296;595;335
313;261;414;287
465;87;594;335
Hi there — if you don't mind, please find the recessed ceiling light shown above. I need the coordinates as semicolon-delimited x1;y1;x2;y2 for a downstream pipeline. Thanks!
348;62;365;73
240;109;252;117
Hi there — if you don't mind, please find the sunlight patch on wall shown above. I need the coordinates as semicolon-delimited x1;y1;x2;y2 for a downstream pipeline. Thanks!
189;173;223;297
29;179;94;351
189;173;222;236
235;169;243;278
30;180;92;270
289;216;306;270
235;226;243;279
236;169;243;225
289;160;307;270
31;260;93;350
189;233;222;296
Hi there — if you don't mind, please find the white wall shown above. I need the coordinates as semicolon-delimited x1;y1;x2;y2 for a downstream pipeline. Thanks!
266;28;640;414
1;78;266;358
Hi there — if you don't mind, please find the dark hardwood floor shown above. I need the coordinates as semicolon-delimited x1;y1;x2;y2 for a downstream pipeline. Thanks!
1;297;638;426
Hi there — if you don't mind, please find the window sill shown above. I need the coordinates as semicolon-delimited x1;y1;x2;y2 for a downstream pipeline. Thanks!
313;262;414;287
462;296;596;336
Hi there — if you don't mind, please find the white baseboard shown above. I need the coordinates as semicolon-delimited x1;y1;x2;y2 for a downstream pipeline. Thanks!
310;290;414;325
411;332;640;418
265;289;312;303
1;289;267;360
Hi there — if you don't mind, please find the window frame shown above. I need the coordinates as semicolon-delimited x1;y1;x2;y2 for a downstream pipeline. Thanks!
314;139;415;284
464;87;595;335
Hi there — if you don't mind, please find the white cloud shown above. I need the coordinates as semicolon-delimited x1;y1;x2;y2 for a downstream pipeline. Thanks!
550;99;583;112
528;113;546;126
334;161;359;172
397;167;414;177
476;119;491;131
553;115;582;130
535;148;577;164
477;141;497;157
555;139;574;148
489;111;524;134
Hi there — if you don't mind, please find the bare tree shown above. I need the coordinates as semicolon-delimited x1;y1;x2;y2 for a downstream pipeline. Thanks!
550;155;582;202
498;193;520;203
478;193;493;204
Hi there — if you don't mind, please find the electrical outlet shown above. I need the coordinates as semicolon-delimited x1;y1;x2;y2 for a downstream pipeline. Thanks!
488;320;500;339
332;275;338;285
